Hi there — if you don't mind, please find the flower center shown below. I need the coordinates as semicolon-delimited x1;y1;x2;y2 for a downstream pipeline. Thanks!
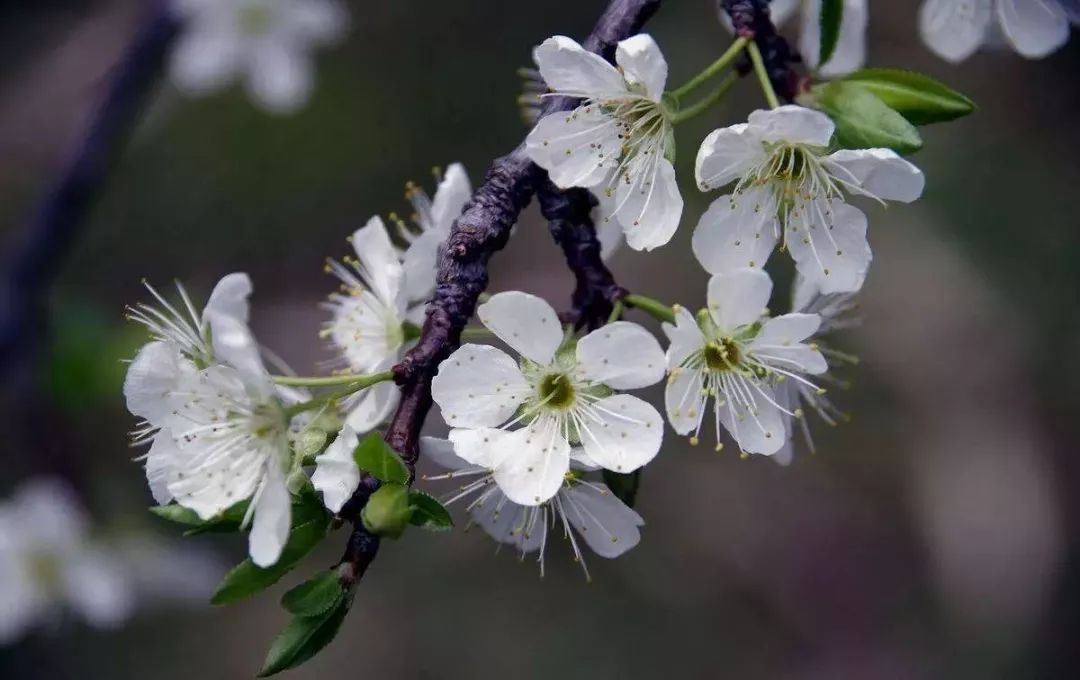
703;337;741;372
537;372;576;410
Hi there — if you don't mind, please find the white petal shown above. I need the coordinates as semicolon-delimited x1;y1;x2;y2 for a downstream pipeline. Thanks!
800;0;868;76
246;43;314;114
614;34;668;101
431;344;530;428
469;490;544;553
206;305;271;395
419;436;471;471
124;341;188;423
533;35;629;98
145;434;181;504
748;313;829;375
576;321;665;389
248;467;291;567
526;106;621;189
665;366;706;436
825;148;925;203
997;0;1070;57
771;0;801;24
0;552;43;644
919;0;993;63
747;105;835;147
786;199;871;294
695;123;767;191
717;383;787;455
344;375;400;432
312;426;360;513
578;394;663;473
610;156;684;251
430;163;472;232
491;425;570;506
168;25;242;95
662;306;706;370
282;0;350;43
707;268;773;332
448;428;515;470
563;482;643;558
692;188;779;274
61;550;133;628
401;229;444;303
10;479;87;547
350;216;405;308
569;447;603;471
791;272;822;313
476;291;563;365
594;207;624;261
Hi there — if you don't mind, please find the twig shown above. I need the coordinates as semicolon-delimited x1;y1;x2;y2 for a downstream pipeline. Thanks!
720;0;801;102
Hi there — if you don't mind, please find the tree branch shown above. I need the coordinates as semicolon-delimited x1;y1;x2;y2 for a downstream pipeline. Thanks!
339;0;662;574
720;0;801;102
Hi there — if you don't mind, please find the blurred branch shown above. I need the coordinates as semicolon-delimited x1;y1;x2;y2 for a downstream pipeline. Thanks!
719;0;802;101
0;1;178;381
338;0;662;576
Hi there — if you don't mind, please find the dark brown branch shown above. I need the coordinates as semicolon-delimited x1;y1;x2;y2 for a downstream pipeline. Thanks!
720;0;802;101
339;0;662;573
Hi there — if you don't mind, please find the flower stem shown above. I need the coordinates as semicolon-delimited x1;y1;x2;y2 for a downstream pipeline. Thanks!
669;71;739;125
607;300;624;324
623;293;676;324
460;326;494;340
283;371;394;418
273;371;394;388
669;37;749;101
747;41;780;109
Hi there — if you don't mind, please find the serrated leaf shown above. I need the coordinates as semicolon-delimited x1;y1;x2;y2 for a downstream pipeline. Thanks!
360;483;412;539
210;497;330;605
281;571;344;617
818;0;844;68
258;595;351;677
408;491;453;531
841;68;975;125
352;432;410;485
806;81;923;155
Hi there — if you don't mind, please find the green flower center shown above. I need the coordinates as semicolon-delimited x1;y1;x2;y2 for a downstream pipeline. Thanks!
538;372;576;410
703;337;741;372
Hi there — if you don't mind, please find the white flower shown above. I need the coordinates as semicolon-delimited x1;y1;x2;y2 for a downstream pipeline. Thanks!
0;479;133;644
693;105;924;294
431;292;665;506
919;0;1076;63
663;268;827;456
169;0;348;113
310;424;360;513
721;0;868;77
124;273;293;567
419;438;644;581
525;34;683;251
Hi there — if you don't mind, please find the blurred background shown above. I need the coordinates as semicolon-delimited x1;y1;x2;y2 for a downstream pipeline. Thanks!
1;0;1079;678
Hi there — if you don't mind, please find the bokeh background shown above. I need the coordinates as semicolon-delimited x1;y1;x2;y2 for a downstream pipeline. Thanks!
2;0;1079;678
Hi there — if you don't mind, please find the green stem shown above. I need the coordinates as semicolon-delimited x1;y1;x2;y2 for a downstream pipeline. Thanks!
607;300;624;324
669;37;749;100
273;371;393;388
283;371;394;418
746;41;780;109
623;293;676;324
669;71;739;125
461;326;494;340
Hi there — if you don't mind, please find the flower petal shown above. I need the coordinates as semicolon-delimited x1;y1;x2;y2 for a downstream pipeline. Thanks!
469;490;545;553
448;427;515;470
62;549;133;628
312;426;360;513
800;0;868;76
997;0;1069;57
343;367;400;434
786;199;871;294
717;383;787;455
747;105;835;147
476;291;563;365
919;0;993;63
282;0;350;43
204;278;272;394
419;436;471;471
430;163;472;232
748;313;829;375
168;25;242;95
432;344;530;428
145;433;181;504
533;35;628;98
614;34;668;101
246;43;314;114
695;123;767;191
124;341;189;423
569;447;603;471
562;482;643;558
203;272;252;325
594;206;624;261
663;305;706;370
825;148;925;203
491;426;570;506
350;216;404;309
401;229;444;303
248;467;291;568
707;268;773;332
526;105;620;189
578;394;663;473
692;188;779;274
576;321;666;389
608;156;683;251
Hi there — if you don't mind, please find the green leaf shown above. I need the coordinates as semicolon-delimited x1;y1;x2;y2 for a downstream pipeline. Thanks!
150;500;250;536
281;571;344;617
352;432;409;484
360;483;413;539
840;68;976;125
818;0;844;69
293;428;328;459
805;81;923;155
408;491;453;531
149;504;203;526
210;496;330;605
258;594;352;677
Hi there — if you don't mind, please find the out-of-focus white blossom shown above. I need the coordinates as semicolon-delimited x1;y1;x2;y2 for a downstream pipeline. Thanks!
920;0;1076;62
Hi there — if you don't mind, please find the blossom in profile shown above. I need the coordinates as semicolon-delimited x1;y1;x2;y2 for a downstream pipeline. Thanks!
693;105;924;293
419;438;644;581
525;34;683;251
919;0;1076;63
169;0;349;113
432;291;665;506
